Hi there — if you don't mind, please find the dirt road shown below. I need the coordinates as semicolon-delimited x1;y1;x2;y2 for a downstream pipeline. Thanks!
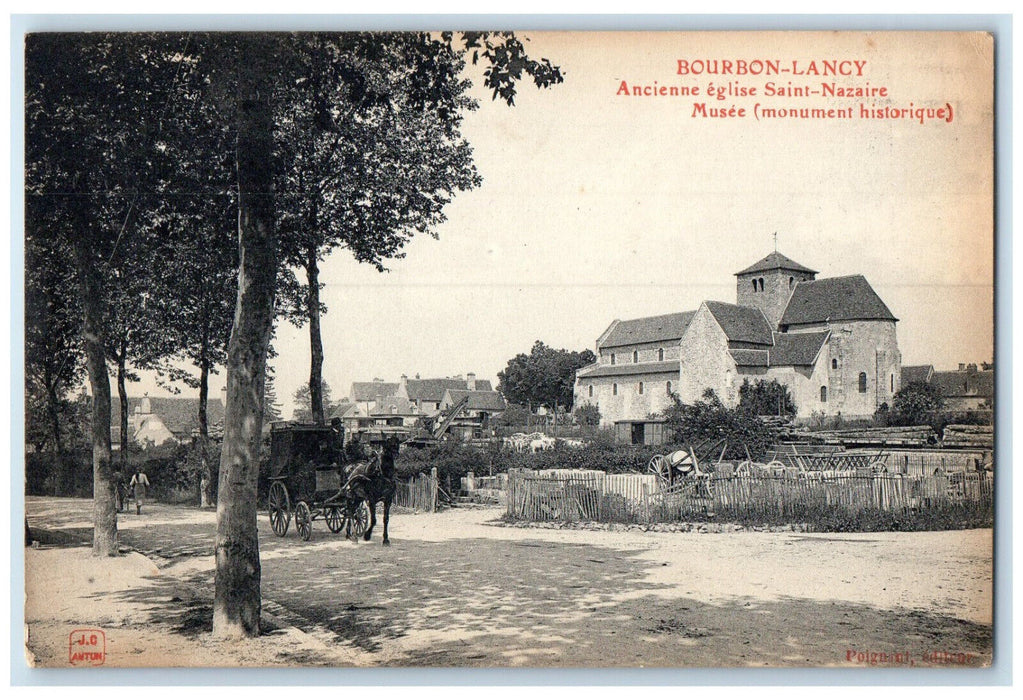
24;497;993;668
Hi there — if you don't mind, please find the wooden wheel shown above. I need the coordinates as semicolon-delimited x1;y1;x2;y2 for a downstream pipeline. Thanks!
648;455;671;485
735;461;754;477
347;500;370;538
295;501;312;541
325;505;345;533
268;481;291;537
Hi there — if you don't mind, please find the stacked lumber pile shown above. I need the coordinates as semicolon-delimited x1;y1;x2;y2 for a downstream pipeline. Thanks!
942;424;994;449
800;425;937;447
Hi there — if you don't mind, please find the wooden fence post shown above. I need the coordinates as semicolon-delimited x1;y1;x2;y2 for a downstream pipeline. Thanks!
430;467;438;513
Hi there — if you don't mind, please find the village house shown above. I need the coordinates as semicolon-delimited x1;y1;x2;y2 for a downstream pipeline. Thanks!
110;394;226;449
574;250;902;426
439;388;508;438
902;362;994;411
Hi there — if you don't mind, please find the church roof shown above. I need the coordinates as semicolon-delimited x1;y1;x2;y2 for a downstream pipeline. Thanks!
111;396;225;437
576;360;680;379
405;378;490;402
736;251;818;276
705;301;774;345
729;349;769;367
781;275;897;325
445;389;508;412
601;311;697;348
901;365;935;386
769;331;831;366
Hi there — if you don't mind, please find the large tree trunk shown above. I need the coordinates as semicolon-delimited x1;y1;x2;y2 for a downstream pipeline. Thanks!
213;39;276;639
198;348;213;508
74;235;117;556
117;345;129;466
306;241;324;425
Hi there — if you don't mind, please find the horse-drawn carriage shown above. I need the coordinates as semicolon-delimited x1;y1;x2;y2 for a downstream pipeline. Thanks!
266;422;402;543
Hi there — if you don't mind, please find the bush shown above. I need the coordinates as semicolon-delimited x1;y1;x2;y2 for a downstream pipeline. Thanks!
661;389;778;461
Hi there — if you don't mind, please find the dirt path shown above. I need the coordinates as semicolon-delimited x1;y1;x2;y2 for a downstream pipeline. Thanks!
23;497;993;668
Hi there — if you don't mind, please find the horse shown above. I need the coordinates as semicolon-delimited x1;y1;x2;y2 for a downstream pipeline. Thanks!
344;436;400;545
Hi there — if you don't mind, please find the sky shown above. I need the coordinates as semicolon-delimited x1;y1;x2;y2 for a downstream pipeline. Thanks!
116;31;995;416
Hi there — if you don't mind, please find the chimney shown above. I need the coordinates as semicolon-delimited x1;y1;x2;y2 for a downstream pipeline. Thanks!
415;373;421;379
400;374;408;388
140;394;152;415
967;363;978;373
467;372;476;391
958;363;966;371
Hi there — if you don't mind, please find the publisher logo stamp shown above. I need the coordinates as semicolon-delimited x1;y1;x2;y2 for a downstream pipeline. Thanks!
68;629;105;666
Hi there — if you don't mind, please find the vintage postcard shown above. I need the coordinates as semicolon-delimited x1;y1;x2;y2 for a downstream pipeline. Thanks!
21;28;996;671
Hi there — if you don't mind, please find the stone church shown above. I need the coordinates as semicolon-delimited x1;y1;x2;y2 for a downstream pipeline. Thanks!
574;251;901;425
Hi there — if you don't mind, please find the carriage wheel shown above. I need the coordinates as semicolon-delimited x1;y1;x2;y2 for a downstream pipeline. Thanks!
325;505;345;534
735;461;754;477
268;481;291;537
295;501;312;541
648;455;671;485
347;501;370;538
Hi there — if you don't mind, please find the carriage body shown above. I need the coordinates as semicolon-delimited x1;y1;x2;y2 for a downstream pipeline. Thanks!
267;422;370;541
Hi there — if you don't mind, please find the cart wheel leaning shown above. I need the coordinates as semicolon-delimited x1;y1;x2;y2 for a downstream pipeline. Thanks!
295;501;312;541
268;481;291;537
648;455;671;485
325;505;345;534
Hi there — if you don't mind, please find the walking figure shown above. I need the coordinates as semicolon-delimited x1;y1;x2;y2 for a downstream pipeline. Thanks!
129;468;150;515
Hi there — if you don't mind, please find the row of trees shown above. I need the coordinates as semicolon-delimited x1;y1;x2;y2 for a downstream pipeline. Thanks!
26;31;563;637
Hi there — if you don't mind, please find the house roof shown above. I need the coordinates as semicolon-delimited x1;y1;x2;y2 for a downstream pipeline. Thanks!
769;331;830;366
901;365;935;386
329;402;358;419
600;311;696;349
736;251;818;276
704;301;775;346
445;389;508;412
369;396;418;416
405;377;490;402
111;396;225;437
780;275;897;326
729;349;769;367
576;360;680;379
929;369;994;400
351;382;400;401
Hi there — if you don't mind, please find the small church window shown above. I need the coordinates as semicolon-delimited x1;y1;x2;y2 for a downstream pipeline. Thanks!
751;279;757;292
610;353;616;365
758;278;765;291
633;350;638;363
858;372;868;393
638;382;644;394
613;383;618;396
832;358;838;370
820;386;827;402
588;385;593;398
666;380;672;394
658;348;664;361
891;374;895;392
789;276;794;289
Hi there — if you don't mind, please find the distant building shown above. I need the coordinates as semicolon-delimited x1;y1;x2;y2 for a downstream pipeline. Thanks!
903;363;994;411
575;250;902;425
110;394;225;449
348;373;495;416
439;388;508;438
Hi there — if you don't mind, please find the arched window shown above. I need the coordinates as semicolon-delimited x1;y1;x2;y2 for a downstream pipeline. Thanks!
638;382;644;394
610;353;616;365
820;386;828;402
633;350;638;363
832;358;838;370
613;383;618;396
891;374;895;392
588;385;593;398
758;278;765;291
789;276;794;289
751;279;757;292
858;372;868;393
658;348;664;361
666;380;672;394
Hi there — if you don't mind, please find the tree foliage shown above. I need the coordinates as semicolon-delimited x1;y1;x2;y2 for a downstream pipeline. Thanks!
498;341;596;412
888;381;945;426
661;390;778;461
737;378;797;417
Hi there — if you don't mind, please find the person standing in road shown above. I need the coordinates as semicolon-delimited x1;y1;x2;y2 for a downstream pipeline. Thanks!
129;467;150;515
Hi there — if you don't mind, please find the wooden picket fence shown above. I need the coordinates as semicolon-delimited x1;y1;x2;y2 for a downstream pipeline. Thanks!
394;468;438;512
505;468;993;524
